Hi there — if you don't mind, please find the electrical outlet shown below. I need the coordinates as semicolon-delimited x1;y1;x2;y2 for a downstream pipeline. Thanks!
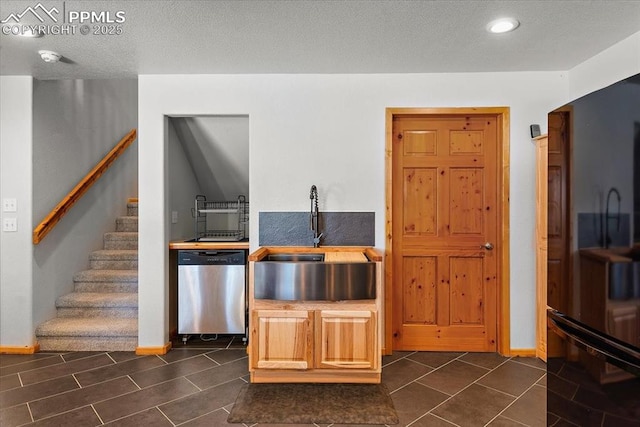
3;198;17;212
3;217;17;232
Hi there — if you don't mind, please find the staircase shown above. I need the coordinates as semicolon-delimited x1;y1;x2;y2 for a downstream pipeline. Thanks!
35;201;139;351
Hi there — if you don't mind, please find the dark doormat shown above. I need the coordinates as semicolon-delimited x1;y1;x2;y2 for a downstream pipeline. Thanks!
227;382;399;425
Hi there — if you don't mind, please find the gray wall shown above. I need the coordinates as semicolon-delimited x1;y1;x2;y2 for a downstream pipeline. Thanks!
172;116;249;201
167;118;202;240
168;115;250;241
32;79;138;326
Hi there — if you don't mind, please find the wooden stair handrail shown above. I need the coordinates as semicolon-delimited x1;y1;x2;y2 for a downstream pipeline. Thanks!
33;129;137;245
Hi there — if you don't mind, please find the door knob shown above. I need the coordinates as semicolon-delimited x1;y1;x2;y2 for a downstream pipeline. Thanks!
482;242;494;250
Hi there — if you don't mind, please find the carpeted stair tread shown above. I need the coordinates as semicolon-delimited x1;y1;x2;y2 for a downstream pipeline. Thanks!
57;292;137;308
74;269;138;282
90;250;138;260
35;317;137;337
74;282;137;293
116;216;138;232
104;232;138;241
89;250;138;270
35;199;140;351
104;231;138;238
127;202;138;216
104;232;138;250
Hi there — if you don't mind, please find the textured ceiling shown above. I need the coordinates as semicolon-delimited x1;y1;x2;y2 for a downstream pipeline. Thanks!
1;0;639;80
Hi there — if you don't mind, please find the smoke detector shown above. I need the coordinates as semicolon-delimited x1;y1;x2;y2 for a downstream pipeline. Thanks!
38;50;62;63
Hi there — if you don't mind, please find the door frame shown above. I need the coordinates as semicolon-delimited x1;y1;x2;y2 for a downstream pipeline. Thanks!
384;107;511;356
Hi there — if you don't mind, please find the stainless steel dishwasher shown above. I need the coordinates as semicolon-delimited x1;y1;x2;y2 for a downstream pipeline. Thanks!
178;250;247;343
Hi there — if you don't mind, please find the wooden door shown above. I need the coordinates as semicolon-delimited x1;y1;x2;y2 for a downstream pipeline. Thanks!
315;310;377;369
251;310;313;369
392;114;499;351
547;110;571;357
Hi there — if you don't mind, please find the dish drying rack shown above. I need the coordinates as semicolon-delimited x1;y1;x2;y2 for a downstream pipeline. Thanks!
192;195;248;241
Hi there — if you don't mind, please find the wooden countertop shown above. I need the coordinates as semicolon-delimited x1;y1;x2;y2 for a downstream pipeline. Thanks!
248;246;382;262
169;240;250;250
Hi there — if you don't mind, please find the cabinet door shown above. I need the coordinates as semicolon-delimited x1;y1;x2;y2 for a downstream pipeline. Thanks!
316;310;377;370
605;305;639;374
251;310;313;370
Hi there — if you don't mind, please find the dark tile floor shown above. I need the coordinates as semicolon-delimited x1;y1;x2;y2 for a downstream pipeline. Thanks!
0;335;546;427
546;356;640;426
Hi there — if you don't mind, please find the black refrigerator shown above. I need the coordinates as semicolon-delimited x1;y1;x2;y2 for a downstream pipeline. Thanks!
545;74;640;426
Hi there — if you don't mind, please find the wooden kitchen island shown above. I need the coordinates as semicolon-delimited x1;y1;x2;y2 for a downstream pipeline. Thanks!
248;246;383;383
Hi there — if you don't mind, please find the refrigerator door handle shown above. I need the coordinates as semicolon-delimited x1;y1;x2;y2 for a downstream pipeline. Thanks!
547;309;640;377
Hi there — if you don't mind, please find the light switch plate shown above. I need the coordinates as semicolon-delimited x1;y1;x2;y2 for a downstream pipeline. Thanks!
171;211;178;224
3;217;17;232
3;198;17;212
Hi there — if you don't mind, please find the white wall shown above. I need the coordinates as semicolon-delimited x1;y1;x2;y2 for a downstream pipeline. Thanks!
568;31;640;102
0;76;34;348
139;71;568;350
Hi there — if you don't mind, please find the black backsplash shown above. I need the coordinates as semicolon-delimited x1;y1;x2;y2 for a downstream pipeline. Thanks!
259;212;375;247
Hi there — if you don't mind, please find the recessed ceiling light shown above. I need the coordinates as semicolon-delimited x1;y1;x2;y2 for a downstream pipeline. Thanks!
487;18;520;34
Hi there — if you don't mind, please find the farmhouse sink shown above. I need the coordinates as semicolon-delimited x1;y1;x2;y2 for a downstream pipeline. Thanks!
254;252;376;301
